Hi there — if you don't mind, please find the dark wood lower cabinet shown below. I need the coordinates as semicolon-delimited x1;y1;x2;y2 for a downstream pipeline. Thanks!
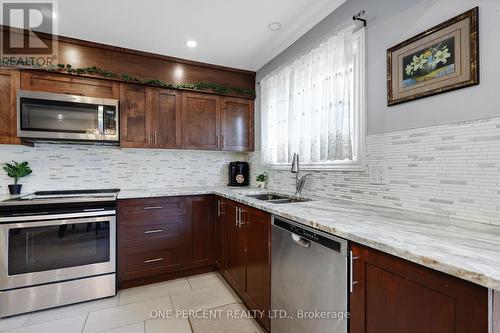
241;205;271;331
350;243;489;333
185;195;214;268
117;195;215;288
118;196;488;333
224;200;246;293
217;197;271;332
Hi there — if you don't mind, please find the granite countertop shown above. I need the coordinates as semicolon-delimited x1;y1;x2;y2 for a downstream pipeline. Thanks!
118;186;500;291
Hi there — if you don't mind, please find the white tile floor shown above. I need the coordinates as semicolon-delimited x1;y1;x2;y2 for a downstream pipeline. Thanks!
0;272;264;333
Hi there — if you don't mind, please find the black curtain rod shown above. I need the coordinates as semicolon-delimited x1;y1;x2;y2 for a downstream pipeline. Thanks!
353;10;367;27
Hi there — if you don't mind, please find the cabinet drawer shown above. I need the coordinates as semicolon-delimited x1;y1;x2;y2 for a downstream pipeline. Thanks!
21;71;119;99
119;216;185;243
119;248;184;281
118;197;186;222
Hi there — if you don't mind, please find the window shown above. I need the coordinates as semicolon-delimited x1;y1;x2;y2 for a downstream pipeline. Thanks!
260;25;365;170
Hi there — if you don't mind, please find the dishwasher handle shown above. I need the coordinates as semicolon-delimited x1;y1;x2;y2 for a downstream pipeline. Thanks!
272;215;347;255
291;233;311;248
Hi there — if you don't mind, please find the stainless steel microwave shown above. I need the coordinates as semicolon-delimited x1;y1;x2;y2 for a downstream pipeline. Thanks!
17;90;119;143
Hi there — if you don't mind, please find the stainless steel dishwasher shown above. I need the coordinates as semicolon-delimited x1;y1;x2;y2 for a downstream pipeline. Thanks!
271;215;348;333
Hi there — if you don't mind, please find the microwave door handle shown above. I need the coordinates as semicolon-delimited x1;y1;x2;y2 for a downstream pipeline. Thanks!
98;106;104;135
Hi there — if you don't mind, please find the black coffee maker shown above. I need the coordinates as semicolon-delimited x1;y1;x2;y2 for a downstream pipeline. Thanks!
228;161;249;186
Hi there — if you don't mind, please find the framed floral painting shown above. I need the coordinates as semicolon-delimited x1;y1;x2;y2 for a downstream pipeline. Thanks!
387;7;479;106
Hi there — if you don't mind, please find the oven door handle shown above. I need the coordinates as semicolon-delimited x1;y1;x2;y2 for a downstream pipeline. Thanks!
1;215;116;231
0;211;116;224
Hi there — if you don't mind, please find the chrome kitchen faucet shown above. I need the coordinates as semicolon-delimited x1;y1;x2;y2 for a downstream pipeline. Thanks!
291;153;312;196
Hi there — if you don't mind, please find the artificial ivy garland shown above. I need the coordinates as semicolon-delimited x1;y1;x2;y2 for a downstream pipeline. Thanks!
40;63;256;97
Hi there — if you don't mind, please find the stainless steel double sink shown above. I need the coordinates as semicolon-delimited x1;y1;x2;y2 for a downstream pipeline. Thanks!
246;193;311;204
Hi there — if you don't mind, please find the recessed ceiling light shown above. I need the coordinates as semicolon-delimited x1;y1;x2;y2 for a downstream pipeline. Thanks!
186;40;197;48
268;22;282;31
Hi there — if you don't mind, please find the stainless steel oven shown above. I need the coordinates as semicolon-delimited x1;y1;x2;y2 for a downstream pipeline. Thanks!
17;90;119;143
0;190;118;317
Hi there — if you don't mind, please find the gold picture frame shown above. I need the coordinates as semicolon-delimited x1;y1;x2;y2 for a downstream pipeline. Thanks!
387;7;479;106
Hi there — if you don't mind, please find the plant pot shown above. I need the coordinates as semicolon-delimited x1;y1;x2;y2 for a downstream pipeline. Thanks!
8;184;22;195
257;181;267;189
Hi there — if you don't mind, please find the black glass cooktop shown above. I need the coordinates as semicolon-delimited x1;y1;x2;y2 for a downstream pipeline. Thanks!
3;189;120;202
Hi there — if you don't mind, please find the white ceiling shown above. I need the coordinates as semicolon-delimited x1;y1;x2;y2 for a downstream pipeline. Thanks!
51;0;345;71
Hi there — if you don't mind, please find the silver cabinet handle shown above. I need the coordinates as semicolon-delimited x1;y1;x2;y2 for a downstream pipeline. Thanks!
83;208;105;212
235;206;241;226
350;250;360;293
237;207;240;227
238;208;246;227
144;258;164;264
217;200;222;217
143;206;163;210
144;229;163;234
154;132;157;146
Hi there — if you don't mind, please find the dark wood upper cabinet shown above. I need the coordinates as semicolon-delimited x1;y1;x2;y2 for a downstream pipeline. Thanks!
180;94;254;151
181;92;221;150
221;97;254;151
241;205;271;331
350;243;488;333
149;89;182;149
16;71;254;151
119;84;149;148
0;69;20;145
21;71;119;99
185;195;215;269
214;197;226;271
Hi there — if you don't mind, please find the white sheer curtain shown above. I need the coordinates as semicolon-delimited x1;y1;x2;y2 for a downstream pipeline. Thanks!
261;25;365;166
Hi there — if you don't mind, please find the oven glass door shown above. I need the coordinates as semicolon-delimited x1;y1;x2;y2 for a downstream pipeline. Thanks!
9;221;110;275
0;215;116;290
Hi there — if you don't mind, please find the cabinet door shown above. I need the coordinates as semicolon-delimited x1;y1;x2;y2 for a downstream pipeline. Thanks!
221;97;254;151
242;206;271;331
0;69;20;144
186;195;215;268
224;201;246;293
21;71;119;98
181;92;221;150
117;197;187;285
214;197;226;271
120;84;149;148
350;243;488;333
149;88;181;148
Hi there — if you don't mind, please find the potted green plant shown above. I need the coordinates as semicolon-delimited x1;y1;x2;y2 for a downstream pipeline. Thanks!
256;172;267;189
3;161;32;195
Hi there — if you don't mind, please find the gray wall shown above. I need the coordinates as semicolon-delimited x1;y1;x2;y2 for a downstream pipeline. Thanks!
255;0;500;148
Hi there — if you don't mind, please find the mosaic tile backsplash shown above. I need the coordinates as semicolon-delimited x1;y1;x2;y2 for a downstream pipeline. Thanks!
1;116;499;227
249;117;500;226
0;144;246;194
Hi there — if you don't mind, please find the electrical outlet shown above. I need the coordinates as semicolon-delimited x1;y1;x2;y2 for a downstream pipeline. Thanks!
368;165;388;185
